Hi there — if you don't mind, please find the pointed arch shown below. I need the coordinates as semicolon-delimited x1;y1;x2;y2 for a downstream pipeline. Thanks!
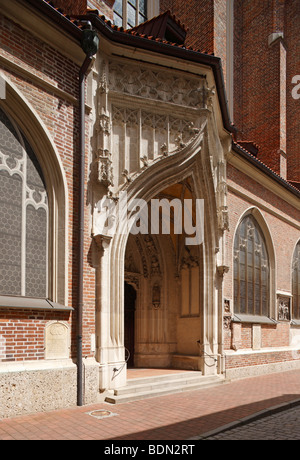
0;74;68;305
233;207;276;319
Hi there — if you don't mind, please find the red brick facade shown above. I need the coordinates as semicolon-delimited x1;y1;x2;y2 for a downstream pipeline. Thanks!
161;0;299;182
0;310;70;361
0;0;299;416
233;0;300;181
160;0;215;54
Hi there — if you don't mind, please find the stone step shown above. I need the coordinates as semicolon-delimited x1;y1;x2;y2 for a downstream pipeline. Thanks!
105;374;225;404
114;374;210;396
126;371;203;387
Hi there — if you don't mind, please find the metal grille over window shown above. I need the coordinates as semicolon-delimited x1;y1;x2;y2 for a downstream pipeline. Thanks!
0;108;48;298
293;241;300;320
234;215;269;316
114;0;148;28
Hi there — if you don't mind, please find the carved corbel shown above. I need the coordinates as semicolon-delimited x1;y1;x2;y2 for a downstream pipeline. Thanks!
217;264;229;277
93;234;112;256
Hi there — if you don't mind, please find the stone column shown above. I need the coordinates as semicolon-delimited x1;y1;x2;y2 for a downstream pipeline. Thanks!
94;234;126;390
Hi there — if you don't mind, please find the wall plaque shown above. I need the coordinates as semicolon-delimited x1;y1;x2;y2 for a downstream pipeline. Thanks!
45;321;70;360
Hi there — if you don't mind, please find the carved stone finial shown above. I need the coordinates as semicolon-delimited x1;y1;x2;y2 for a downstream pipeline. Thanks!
122;169;132;183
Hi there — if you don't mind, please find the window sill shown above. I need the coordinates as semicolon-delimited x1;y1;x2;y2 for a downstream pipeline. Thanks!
0;295;73;311
232;314;278;325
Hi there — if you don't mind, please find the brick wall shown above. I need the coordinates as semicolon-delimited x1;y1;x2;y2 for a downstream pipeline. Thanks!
49;0;87;15
160;0;215;53
233;0;299;181
285;0;300;182
0;310;70;361
225;349;300;369
0;13;96;362
47;0;114;20
224;323;290;353
233;0;282;175
160;1;299;182
224;163;300;358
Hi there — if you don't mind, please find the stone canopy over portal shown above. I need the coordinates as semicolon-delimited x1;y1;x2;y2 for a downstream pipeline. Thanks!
90;54;230;391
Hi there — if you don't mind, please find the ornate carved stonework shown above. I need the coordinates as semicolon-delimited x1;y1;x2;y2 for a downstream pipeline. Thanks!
223;316;232;330
223;299;232;330
151;255;161;275
181;255;199;269
125;272;140;290
278;296;291;321
91;148;114;187
93;70;114;189
111;105;202;188
135;236;149;279
108;60;209;108
152;283;161;310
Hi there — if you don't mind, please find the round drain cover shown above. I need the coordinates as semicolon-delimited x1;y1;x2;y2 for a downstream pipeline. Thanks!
90;410;111;418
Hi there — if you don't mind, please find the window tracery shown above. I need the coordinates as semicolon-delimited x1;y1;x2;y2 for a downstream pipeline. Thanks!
234;215;269;316
0;108;48;298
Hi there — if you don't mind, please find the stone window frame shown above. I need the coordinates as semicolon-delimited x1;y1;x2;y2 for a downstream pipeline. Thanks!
233;208;276;323
0;76;69;310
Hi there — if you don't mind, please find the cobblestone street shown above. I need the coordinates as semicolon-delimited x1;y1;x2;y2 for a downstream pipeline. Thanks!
202;404;300;440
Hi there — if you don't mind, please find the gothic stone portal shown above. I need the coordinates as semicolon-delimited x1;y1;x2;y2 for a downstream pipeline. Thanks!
124;180;204;371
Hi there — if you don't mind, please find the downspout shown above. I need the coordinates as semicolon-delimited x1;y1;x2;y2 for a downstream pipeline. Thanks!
77;23;99;407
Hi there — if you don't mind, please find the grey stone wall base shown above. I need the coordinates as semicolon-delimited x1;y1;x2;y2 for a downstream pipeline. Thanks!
0;358;100;419
225;359;300;381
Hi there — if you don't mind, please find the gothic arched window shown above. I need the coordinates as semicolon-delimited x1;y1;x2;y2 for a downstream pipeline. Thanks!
0;108;48;298
292;241;300;320
234;215;269;317
114;0;148;28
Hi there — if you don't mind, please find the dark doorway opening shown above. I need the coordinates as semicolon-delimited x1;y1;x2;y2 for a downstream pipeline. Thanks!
124;282;136;368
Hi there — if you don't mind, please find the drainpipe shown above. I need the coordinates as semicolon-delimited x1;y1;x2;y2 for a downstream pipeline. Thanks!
77;23;99;407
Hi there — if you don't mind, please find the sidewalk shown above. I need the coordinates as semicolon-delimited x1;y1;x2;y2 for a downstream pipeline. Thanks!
1;369;300;440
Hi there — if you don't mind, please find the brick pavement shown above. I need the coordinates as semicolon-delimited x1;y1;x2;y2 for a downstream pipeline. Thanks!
1;369;300;441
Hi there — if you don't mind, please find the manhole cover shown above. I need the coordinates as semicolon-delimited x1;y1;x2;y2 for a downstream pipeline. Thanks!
91;410;111;417
86;409;118;420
